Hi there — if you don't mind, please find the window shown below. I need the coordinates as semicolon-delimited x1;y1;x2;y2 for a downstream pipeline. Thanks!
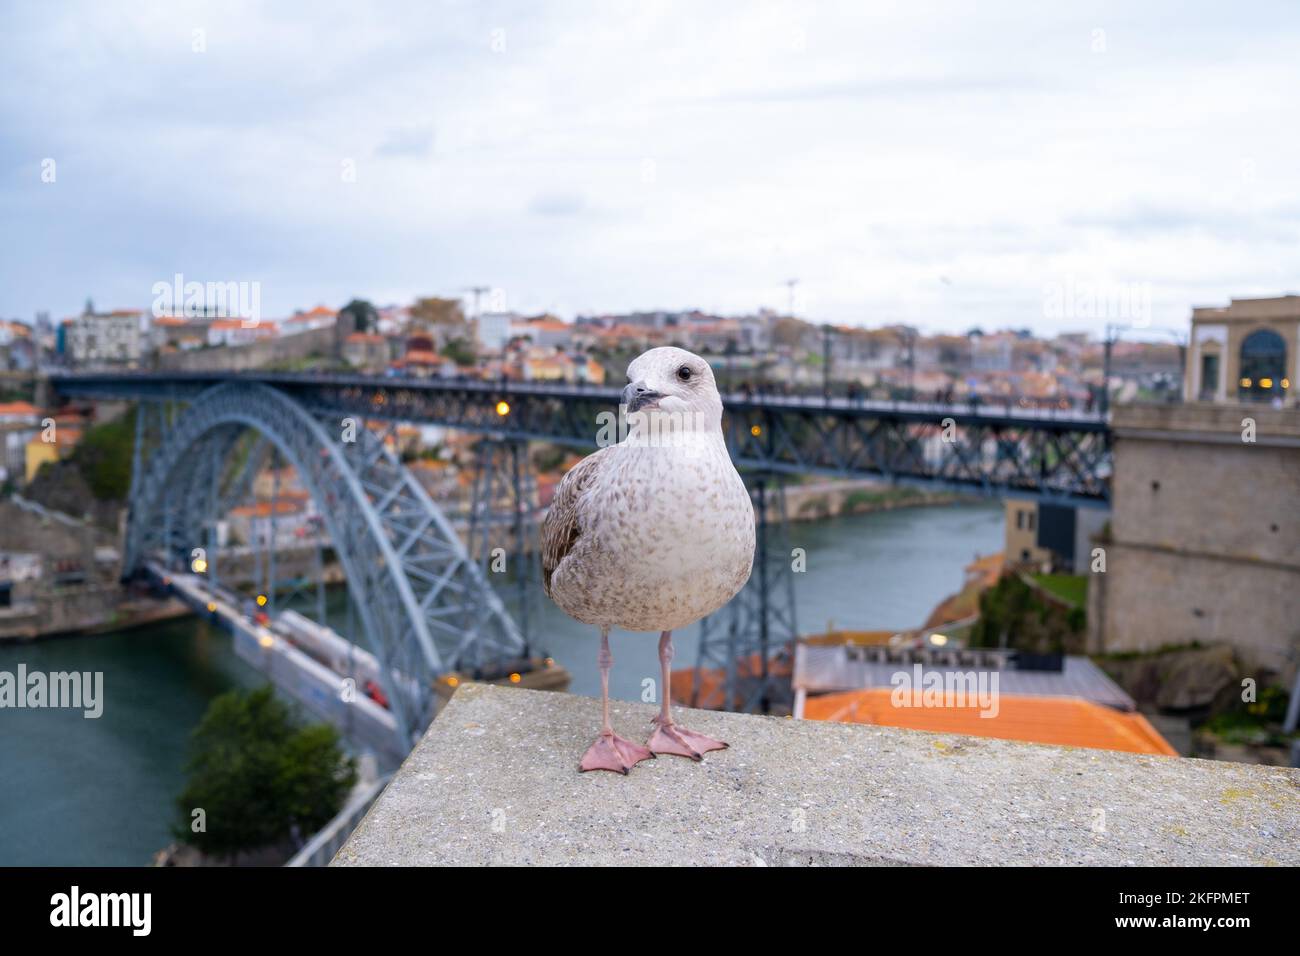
1239;329;1287;401
1199;353;1219;400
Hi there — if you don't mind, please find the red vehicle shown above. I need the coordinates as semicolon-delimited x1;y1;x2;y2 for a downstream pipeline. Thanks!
364;680;389;709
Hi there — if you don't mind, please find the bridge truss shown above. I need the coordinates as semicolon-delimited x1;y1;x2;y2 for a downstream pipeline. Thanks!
123;382;527;751
58;372;1112;506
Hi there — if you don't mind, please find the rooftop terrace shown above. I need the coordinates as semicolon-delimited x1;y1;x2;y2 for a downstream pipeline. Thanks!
335;683;1299;866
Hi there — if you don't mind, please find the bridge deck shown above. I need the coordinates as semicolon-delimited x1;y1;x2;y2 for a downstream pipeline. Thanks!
52;371;1113;504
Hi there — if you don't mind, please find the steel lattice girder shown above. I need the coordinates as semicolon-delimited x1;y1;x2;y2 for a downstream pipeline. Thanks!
694;476;799;714
56;373;1112;505
126;382;526;750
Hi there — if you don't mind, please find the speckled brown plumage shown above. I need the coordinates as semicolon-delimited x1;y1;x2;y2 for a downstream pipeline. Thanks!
541;348;755;633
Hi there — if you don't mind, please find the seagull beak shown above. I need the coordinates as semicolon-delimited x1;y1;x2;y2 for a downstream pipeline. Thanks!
622;381;664;413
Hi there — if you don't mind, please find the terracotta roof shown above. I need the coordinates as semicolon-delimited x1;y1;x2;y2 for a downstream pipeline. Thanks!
0;402;40;416
394;349;444;366
521;319;569;332
210;318;274;331
230;500;305;517
803;689;1177;756
290;305;337;320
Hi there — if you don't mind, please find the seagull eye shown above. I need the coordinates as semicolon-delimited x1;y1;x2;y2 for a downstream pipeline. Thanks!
677;366;693;382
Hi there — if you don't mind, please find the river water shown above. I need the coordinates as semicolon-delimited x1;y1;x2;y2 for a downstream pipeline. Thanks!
0;502;1001;865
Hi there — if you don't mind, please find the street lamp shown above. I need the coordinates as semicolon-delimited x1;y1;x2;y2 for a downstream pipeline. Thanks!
1102;324;1188;416
821;324;833;403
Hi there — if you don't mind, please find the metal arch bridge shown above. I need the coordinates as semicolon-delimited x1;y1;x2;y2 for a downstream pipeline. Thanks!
84;379;529;753
53;370;1113;506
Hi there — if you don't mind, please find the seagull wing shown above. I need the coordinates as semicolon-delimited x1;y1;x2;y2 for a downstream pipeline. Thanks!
541;446;614;600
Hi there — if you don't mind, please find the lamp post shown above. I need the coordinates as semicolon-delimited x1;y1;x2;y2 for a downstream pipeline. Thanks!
822;324;833;404
1102;324;1188;416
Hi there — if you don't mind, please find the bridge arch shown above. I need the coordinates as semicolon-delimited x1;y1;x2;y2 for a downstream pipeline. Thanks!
127;382;526;746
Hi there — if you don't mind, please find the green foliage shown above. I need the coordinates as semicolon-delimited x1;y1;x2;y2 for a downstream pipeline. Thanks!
970;574;1087;654
1032;573;1088;608
70;410;137;501
173;686;356;859
339;298;379;334
1202;686;1295;746
440;337;476;367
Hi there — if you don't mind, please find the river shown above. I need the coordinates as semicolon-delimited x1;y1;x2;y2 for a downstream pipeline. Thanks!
0;501;1002;865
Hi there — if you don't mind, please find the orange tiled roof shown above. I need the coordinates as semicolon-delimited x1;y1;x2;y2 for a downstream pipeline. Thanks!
210;318;273;331
0;401;40;416
393;349;444;367
803;630;898;647
802;689;1178;757
523;318;569;332
230;500;305;517
290;305;337;320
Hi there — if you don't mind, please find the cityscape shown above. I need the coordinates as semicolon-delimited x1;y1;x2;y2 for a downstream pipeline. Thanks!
0;0;1296;920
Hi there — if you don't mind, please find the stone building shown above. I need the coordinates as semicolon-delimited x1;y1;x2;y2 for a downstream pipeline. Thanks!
64;308;145;366
1088;403;1300;682
1186;295;1299;405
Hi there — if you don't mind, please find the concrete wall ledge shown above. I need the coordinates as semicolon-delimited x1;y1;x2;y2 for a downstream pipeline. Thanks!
334;683;1300;867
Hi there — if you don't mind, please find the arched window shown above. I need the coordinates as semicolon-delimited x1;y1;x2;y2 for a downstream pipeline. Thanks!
1238;329;1287;401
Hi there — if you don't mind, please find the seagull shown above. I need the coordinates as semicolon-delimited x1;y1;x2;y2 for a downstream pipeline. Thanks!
542;347;756;773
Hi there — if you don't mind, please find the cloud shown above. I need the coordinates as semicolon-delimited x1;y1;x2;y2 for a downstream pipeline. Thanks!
3;0;1300;334
377;124;436;158
528;191;587;218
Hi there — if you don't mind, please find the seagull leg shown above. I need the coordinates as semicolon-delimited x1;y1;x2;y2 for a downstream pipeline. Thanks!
579;627;654;774
647;630;729;760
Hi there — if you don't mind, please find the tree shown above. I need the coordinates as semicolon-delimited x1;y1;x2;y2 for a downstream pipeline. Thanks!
70;407;137;500
410;297;466;328
339;299;379;334
173;686;356;860
440;336;476;367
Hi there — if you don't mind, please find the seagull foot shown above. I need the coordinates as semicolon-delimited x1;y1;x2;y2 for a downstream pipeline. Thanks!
646;717;729;761
579;731;655;774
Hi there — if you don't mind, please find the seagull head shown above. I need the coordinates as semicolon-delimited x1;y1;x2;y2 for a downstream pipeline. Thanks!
622;346;722;430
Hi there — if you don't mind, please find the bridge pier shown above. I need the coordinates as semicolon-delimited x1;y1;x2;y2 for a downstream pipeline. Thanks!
466;437;539;660
693;471;799;715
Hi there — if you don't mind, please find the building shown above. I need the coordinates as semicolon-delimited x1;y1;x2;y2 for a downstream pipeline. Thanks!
801;688;1176;756
511;316;573;350
151;314;211;351
475;312;517;351
207;318;278;348
1004;500;1052;567
1186;295;1299;405
24;419;81;483
227;499;314;549
342;332;389;371
282;305;337;335
0;401;41;485
390;349;449;378
1089;403;1300;682
1005;500;1109;572
64;308;145;366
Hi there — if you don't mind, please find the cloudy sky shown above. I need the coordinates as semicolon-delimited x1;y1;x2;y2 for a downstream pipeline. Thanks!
3;0;1300;334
